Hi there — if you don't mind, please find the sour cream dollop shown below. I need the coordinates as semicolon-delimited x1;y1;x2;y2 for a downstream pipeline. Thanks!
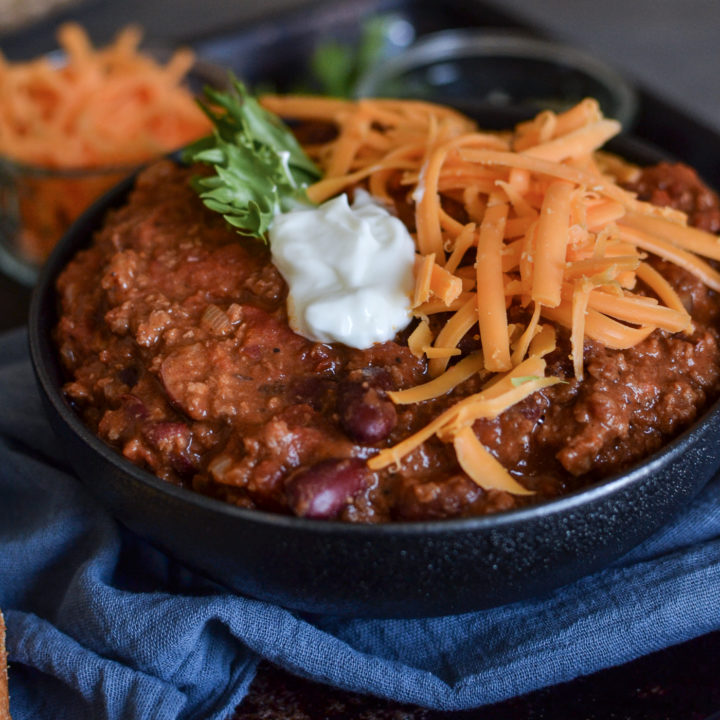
269;189;415;349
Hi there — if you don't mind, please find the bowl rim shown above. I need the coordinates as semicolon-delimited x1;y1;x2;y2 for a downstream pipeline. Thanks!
355;29;638;129
27;144;720;538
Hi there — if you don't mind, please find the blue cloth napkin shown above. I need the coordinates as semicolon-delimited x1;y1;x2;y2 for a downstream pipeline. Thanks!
1;326;719;719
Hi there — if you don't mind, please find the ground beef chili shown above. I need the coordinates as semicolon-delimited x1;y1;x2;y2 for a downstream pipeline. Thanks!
55;159;720;522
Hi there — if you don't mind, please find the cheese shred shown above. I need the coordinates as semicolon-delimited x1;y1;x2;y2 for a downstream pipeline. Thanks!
262;94;715;496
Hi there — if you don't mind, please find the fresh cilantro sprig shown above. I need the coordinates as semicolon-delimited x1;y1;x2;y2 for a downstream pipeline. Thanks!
182;76;321;240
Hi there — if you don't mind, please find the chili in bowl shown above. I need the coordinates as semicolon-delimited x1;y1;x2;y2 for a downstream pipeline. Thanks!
28;89;720;617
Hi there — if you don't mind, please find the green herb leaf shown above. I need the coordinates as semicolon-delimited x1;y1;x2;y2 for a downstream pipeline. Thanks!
510;375;541;387
311;42;355;98
309;16;395;98
182;76;321;240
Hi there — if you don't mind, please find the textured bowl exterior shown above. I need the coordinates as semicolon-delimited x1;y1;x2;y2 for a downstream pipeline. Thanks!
29;147;720;618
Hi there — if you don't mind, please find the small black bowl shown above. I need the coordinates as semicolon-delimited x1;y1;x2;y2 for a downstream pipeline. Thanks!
28;136;720;619
355;30;638;131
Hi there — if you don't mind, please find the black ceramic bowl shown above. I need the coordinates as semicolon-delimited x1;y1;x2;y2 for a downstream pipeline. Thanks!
28;135;720;619
355;30;638;131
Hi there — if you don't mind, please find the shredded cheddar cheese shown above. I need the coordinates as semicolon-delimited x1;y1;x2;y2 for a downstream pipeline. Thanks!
261;94;718;496
388;353;486;405
453;426;535;495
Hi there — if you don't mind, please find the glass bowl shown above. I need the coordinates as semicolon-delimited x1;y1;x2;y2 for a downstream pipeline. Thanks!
354;29;638;130
0;50;226;286
0;159;138;285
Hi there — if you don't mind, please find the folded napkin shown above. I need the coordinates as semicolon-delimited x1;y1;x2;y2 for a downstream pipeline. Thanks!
1;326;719;719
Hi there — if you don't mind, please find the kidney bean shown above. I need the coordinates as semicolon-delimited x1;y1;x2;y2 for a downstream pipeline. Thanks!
168;452;198;479
143;421;190;449
143;421;197;478
120;393;148;421
285;458;366;519
337;381;396;443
